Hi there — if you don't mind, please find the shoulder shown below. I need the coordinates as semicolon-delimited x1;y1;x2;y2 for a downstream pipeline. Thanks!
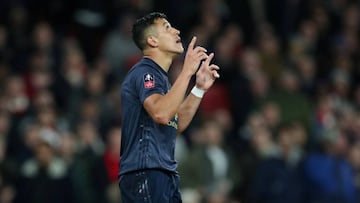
126;59;161;79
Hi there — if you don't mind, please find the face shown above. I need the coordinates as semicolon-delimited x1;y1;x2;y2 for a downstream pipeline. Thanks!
35;143;53;167
149;18;183;54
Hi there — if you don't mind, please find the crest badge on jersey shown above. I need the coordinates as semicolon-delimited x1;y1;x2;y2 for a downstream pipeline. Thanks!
143;73;155;88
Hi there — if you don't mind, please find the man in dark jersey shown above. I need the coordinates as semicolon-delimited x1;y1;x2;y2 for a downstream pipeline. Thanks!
119;12;220;202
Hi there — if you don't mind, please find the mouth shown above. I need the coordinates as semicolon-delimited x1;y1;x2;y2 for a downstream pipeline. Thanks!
176;38;181;43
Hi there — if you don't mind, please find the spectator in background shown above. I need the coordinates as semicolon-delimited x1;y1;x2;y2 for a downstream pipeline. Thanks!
14;128;74;203
56;64;110;134
70;97;103;134
103;125;121;203
101;12;141;83
53;38;88;113
348;141;360;202
260;101;281;133
69;120;108;203
58;131;77;166
0;111;17;203
24;53;53;101
263;69;313;130
292;55;317;98
29;21;62;74
257;24;284;84
2;75;30;159
6;5;30;73
179;118;239;203
230;47;267;130
2;75;29;116
250;122;305;203
233;112;276;202
289;20;319;61
15;122;40;163
302;128;358;203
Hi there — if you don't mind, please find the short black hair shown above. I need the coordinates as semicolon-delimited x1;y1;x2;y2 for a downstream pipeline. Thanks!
132;12;167;51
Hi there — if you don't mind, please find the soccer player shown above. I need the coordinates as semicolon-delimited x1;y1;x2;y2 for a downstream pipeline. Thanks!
119;12;220;202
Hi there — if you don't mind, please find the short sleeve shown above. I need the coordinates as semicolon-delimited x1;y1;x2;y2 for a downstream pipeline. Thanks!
134;67;166;104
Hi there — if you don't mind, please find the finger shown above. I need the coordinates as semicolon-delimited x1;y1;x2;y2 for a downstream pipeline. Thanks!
204;53;214;66
187;36;197;51
209;64;220;70
197;52;208;61
193;46;207;54
212;70;220;78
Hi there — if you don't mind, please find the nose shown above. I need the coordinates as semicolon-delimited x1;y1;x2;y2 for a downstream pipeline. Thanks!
173;28;180;35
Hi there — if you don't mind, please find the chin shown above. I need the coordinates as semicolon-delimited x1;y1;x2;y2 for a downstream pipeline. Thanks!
168;45;184;55
172;49;183;55
178;48;184;54
176;43;184;52
177;46;184;54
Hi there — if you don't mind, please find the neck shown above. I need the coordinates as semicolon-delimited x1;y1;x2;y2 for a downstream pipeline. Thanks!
143;49;175;72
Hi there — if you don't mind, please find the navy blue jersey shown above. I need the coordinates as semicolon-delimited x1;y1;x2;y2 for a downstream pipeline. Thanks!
119;58;178;176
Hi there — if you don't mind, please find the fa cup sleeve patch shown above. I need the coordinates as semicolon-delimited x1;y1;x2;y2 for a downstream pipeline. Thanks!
143;73;155;88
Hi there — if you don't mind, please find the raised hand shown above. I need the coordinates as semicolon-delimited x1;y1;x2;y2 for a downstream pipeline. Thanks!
195;53;220;91
183;36;208;75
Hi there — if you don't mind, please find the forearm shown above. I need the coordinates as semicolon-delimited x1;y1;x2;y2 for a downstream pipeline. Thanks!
176;50;220;132
176;92;202;133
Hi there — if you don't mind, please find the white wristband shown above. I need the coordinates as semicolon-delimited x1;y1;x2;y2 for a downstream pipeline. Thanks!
191;86;205;98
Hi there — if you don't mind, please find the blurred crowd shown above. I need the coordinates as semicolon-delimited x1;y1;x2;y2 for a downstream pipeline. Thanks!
0;0;360;203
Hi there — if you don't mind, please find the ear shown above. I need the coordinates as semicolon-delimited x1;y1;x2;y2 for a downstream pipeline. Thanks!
146;36;158;48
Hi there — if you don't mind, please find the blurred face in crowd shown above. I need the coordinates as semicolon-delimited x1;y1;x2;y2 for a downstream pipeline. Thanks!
299;20;318;42
276;127;295;156
295;56;315;80
0;111;10;134
6;75;26;97
33;90;54;109
23;124;40;150
343;4;359;29
261;102;280;128
258;30;280;56
291;122;308;147
37;107;56;127
63;48;87;87
202;120;224;146
59;132;76;161
251;128;274;156
32;22;53;49
77;121;98;145
86;70;105;96
249;72;269;98
5;76;29;113
214;35;234;64
80;99;99;121
348;142;360;170
280;70;300;92
35;142;54;168
326;131;349;156
30;67;52;91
